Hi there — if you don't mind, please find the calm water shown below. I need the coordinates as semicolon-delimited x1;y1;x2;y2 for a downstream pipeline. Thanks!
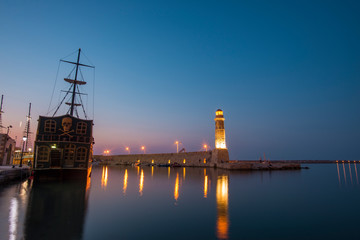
1;163;360;240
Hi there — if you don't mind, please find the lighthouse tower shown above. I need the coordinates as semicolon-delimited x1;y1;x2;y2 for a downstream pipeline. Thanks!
215;109;226;149
212;109;229;165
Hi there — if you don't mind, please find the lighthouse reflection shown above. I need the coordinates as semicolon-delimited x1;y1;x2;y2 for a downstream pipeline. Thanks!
216;175;229;240
23;177;90;240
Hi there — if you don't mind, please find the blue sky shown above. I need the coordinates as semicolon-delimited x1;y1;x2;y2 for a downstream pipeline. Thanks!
0;0;359;159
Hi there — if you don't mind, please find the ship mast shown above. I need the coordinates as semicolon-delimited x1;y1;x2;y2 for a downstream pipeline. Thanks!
70;49;81;116
23;103;32;151
0;95;3;133
58;48;94;117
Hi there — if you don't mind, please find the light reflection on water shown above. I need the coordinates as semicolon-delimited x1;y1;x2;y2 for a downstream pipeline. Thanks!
216;175;229;240
123;169;128;194
9;197;18;240
101;166;108;189
337;161;359;186
1;164;360;240
139;169;144;196
174;173;179;202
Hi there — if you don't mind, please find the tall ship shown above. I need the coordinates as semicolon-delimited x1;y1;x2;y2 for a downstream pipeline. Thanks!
33;49;94;180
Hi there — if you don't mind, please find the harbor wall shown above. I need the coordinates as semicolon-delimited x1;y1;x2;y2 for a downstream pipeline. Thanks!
94;151;217;167
0;166;31;184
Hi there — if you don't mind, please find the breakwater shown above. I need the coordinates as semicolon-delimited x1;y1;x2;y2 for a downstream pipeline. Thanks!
94;151;213;167
94;149;301;170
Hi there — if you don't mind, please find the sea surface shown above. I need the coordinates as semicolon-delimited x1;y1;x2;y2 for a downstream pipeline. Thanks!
0;163;359;240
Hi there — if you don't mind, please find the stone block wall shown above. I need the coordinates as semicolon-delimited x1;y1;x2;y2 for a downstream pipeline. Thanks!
94;151;214;167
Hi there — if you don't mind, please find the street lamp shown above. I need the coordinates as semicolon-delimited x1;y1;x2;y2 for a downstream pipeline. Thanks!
141;146;146;154
19;136;27;167
103;150;110;155
175;141;181;153
125;147;130;154
203;144;208;152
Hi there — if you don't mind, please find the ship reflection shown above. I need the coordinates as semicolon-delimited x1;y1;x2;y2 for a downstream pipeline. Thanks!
23;177;90;240
216;175;229;240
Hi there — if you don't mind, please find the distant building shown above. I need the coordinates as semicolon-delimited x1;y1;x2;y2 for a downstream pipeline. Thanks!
0;133;16;165
13;150;34;166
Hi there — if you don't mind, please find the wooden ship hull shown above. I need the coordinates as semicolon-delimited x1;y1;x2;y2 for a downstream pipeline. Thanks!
33;114;93;181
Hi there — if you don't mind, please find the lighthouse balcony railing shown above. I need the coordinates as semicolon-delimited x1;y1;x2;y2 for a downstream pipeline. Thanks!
36;134;91;143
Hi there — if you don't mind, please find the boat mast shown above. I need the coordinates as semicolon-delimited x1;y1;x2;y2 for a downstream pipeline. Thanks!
0;95;3;133
70;48;81;116
56;49;94;117
24;103;32;151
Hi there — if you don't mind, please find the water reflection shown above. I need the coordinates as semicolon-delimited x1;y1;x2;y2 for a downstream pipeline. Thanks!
216;175;229;240
348;162;353;184
183;167;186;180
9;198;18;240
336;162;341;186
24;177;90;240
342;162;347;184
336;162;360;186
139;169;144;196
174;173;179;202
3;165;358;240
123;169;128;195
101;166;108;189
354;162;359;184
204;175;208;198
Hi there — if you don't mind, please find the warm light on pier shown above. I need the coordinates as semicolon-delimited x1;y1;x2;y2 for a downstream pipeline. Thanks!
125;147;130;154
141;146;146;154
175;141;181;153
103;150;110;155
203;144;208;151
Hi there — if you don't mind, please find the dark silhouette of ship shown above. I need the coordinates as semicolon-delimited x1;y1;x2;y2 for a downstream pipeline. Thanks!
33;49;94;181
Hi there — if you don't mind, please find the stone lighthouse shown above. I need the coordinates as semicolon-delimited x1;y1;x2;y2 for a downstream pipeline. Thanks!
215;109;226;149
212;109;229;165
